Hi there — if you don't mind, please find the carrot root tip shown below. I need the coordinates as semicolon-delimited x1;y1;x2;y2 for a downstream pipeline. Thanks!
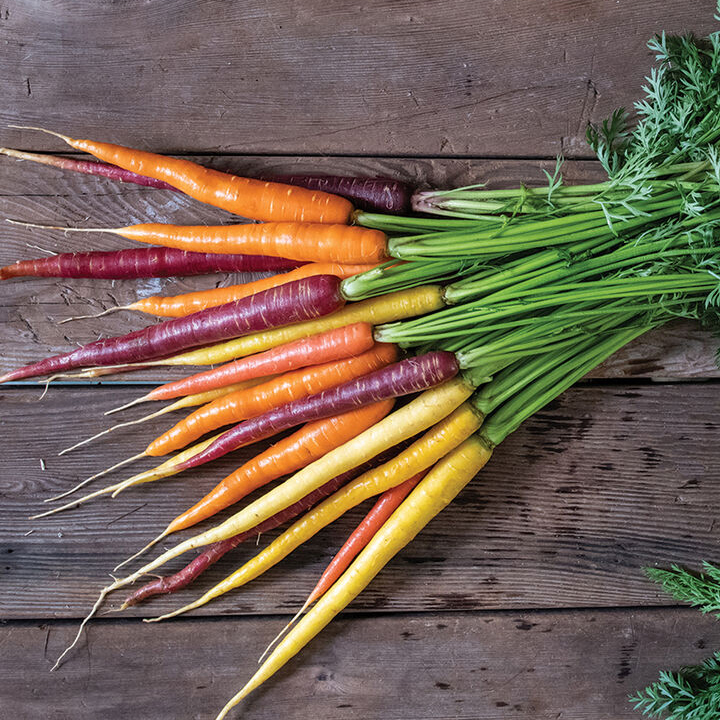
51;586;110;671
113;531;168;572
105;396;148;416
7;125;73;143
58;306;127;325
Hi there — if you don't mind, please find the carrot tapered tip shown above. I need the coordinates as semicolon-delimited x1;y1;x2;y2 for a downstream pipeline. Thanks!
7;125;74;143
45;452;146;503
105;396;150;416
257;599;311;664
51;586;111;671
113;530;168;572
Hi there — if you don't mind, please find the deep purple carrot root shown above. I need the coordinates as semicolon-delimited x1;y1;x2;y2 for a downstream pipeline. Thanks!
269;175;412;214
0;247;303;280
175;350;459;473
0;274;344;383
122;440;414;607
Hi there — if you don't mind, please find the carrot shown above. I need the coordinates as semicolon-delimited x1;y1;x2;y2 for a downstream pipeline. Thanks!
148;402;482;622
87;263;377;319
169;351;460;475
218;435;493;715
144;343;397;457
140;286;445;368
0;275;344;383
258;471;426;660
0;246;301;281
304;472;424;607
11;219;387;265
268;175;411;214
141;322;375;406
121;439;415;608
98;377;476;599
9;127;354;224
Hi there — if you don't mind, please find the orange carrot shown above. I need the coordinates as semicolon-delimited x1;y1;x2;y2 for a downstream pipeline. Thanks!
10;127;353;224
146;343;398;457
97;263;378;318
12;220;387;265
143;323;375;403
165;400;395;534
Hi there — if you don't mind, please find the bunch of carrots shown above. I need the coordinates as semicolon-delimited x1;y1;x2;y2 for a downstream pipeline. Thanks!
3;21;720;718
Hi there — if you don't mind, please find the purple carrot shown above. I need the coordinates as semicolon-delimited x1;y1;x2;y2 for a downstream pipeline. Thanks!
173;350;459;473
121;440;413;607
0;148;177;189
0;247;303;280
268;175;412;214
0;275;344;383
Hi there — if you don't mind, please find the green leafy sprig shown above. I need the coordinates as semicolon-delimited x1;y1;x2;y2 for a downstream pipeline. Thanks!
645;563;720;616
630;654;720;720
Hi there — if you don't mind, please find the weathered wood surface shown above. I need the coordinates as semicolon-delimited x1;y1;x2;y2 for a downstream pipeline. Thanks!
2;607;718;720
1;155;716;381
1;1;716;157
2;383;717;619
2;1;720;717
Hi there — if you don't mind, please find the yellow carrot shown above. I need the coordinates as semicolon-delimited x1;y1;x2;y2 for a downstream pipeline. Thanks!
149;402;483;621
216;434;494;717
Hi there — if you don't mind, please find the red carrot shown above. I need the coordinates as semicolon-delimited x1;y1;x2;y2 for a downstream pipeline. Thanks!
144;323;376;402
306;472;425;605
172;351;460;473
0;275;344;383
121;440;414;607
0;247;302;280
260;471;426;657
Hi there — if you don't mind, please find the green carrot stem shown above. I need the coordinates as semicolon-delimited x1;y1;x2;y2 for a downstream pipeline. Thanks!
480;324;653;446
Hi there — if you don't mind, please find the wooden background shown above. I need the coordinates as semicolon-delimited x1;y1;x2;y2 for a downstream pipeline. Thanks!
1;1;719;718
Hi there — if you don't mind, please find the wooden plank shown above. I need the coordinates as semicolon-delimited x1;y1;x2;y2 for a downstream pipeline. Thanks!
1;1;716;157
0;155;716;381
1;383;718;619
1;607;718;719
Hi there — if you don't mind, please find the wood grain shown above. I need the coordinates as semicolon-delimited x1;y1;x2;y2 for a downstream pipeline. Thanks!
1;1;716;157
0;155;716;381
1;383;717;619
1;607;718;719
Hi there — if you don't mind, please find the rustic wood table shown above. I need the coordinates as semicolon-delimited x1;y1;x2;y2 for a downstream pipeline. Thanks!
1;1;719;718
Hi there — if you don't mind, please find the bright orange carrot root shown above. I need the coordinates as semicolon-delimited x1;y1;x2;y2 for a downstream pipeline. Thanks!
10;126;354;224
